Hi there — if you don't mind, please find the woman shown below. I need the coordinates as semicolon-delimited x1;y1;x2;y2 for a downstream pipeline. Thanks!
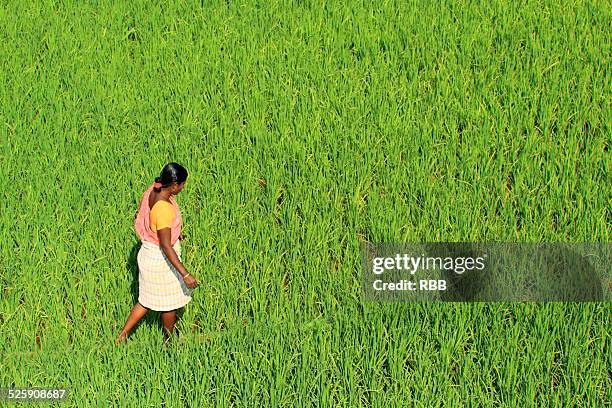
117;162;199;345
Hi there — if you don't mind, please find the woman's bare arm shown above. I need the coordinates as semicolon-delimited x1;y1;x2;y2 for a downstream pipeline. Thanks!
157;228;188;276
157;228;199;289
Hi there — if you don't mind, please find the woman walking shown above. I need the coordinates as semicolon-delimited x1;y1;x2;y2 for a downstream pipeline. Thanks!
117;162;199;345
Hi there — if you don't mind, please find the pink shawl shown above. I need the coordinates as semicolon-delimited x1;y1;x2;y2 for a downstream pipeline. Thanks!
134;183;182;246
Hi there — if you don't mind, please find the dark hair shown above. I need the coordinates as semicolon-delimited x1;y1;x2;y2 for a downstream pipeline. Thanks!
153;162;188;192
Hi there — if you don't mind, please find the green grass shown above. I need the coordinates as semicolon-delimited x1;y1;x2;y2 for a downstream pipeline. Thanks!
1;0;610;406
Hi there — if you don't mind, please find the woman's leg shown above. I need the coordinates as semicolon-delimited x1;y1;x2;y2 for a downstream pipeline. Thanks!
160;309;178;344
117;302;149;343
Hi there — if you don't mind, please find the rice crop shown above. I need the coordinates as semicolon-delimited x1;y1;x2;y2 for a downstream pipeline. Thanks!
0;0;610;406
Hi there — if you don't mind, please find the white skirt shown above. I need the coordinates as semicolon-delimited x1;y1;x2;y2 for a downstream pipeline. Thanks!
137;239;192;311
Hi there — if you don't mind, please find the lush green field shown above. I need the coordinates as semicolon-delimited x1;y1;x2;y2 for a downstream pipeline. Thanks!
1;0;610;406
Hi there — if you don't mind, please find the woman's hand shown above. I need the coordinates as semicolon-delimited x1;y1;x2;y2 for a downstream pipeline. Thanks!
183;273;199;289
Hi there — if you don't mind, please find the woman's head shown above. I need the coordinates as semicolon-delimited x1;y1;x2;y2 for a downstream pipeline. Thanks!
153;162;188;194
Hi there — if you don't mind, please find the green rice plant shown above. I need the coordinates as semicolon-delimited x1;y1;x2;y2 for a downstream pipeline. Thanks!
0;0;609;406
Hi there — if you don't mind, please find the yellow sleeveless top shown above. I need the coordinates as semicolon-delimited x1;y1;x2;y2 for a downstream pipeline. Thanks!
150;200;176;232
